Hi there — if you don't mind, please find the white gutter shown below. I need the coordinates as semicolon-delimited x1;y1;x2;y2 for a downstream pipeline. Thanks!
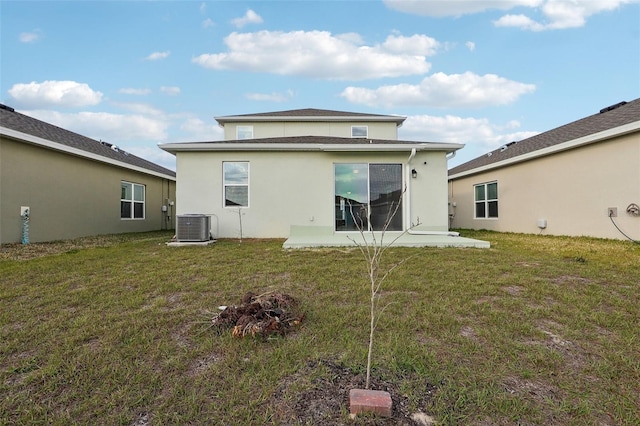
449;121;640;180
1;127;176;180
405;148;416;229
159;142;464;154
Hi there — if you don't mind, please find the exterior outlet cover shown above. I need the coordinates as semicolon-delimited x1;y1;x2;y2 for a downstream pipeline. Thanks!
537;219;547;229
21;206;30;216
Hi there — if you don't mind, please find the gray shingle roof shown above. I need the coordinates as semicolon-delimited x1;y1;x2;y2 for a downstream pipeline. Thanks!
215;108;406;124
188;135;423;145
449;98;640;176
0;104;175;177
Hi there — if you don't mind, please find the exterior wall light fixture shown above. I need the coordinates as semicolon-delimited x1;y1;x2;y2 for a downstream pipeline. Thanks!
411;169;417;178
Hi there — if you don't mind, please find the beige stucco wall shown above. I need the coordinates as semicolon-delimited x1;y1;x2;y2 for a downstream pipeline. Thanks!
0;137;176;244
223;121;399;140
449;133;640;240
175;149;450;239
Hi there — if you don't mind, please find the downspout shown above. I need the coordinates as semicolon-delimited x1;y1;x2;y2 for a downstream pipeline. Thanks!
406;147;460;237
405;148;416;230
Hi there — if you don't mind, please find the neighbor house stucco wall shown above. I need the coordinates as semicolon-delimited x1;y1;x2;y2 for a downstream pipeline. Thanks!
0;137;176;243
223;121;399;141
448;133;640;239
176;149;449;239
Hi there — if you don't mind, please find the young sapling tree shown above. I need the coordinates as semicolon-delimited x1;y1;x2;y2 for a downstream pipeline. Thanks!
347;189;419;390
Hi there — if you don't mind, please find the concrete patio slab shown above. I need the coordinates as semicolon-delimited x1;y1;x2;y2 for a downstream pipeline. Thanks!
282;226;489;249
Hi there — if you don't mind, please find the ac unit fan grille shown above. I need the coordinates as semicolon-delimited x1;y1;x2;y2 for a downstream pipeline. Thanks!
176;215;210;242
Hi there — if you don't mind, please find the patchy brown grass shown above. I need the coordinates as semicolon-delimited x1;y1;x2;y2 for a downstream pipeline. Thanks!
1;230;639;424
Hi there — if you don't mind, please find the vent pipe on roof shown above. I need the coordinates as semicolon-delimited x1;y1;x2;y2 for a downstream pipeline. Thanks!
0;104;15;112
599;101;627;114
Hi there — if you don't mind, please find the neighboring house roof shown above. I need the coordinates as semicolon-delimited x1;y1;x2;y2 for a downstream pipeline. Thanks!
214;108;406;126
449;98;640;179
160;135;463;154
0;104;175;179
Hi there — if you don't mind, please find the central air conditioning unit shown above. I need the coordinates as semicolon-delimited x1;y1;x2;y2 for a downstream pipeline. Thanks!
176;214;211;242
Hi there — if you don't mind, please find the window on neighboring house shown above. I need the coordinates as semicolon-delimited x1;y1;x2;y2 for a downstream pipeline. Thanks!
121;181;145;219
223;161;249;207
237;126;253;140
351;126;368;138
474;181;498;218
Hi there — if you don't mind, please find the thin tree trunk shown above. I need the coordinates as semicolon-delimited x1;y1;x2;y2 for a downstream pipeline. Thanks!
366;272;376;389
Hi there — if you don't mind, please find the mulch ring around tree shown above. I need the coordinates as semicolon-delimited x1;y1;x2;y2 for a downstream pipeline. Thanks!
269;359;438;425
210;291;305;338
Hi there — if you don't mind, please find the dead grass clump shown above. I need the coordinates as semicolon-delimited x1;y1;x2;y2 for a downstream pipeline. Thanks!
210;291;304;338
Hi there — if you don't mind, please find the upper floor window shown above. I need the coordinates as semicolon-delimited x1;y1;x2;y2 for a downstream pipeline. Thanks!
237;126;253;140
474;182;498;218
223;162;249;207
351;126;368;138
121;181;145;219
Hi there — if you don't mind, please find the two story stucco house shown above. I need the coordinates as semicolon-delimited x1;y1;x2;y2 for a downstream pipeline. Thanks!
160;108;488;248
448;98;640;241
0;104;177;244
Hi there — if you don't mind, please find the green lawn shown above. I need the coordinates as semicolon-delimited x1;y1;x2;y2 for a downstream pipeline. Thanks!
1;230;639;425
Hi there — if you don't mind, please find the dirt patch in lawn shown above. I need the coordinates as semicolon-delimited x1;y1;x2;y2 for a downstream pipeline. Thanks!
270;359;437;425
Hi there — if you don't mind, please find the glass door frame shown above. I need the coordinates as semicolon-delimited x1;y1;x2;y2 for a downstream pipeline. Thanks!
334;162;404;232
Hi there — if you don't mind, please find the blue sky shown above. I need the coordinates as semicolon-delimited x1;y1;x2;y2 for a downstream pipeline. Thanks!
2;0;639;171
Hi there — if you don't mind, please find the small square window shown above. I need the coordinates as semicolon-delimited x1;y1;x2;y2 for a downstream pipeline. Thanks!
237;126;253;140
351;126;368;138
121;181;145;219
474;181;498;219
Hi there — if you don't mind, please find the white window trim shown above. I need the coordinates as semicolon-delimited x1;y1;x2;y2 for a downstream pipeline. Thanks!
474;181;498;220
121;181;145;220
351;125;368;138
334;162;404;232
223;161;250;208
236;125;254;140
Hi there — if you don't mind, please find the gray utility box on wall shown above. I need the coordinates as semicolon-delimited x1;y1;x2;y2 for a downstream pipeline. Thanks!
176;214;210;242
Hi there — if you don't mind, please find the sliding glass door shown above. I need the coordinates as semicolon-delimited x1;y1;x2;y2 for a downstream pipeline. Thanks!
334;163;403;232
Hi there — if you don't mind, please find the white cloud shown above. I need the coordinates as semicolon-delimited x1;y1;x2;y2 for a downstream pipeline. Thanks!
19;31;41;43
127;146;176;171
245;90;294;102
384;0;543;17
231;9;263;28
399;114;540;152
494;0;638;31
8;80;103;108
341;72;535;108
21;109;168;142
193;30;433;80
179;117;224;141
493;14;545;31
111;102;164;116
382;34;440;56
465;41;476;51
202;18;215;28
385;0;639;31
160;86;181;96
199;2;207;14
145;51;170;61
118;88;152;95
